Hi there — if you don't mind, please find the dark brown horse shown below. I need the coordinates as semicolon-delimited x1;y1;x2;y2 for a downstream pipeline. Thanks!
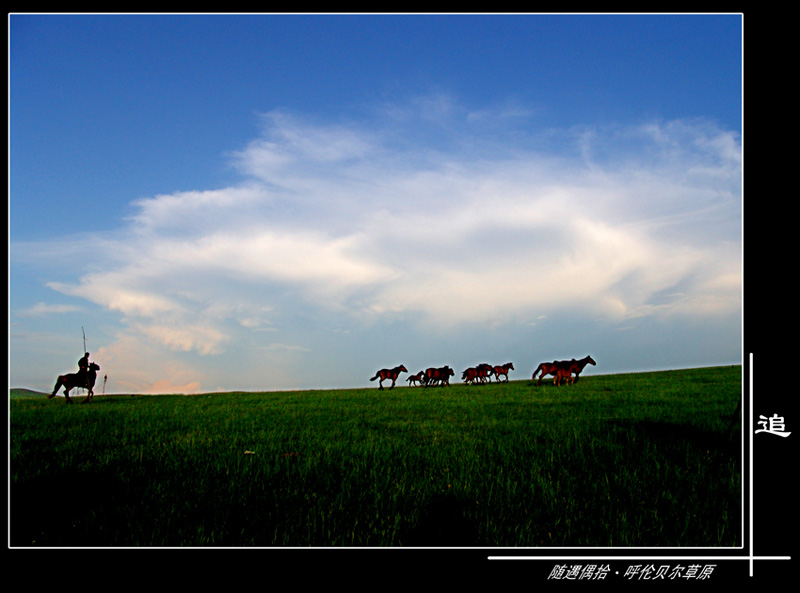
424;366;454;387
492;362;514;382
554;363;578;386
49;362;100;404
476;363;494;383
462;367;480;385
370;365;408;389
532;355;596;385
532;360;572;385
407;371;425;386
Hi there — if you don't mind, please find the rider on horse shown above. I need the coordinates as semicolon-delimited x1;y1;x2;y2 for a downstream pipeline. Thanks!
78;352;92;387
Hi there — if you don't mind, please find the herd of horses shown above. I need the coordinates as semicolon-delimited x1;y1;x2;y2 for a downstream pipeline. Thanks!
370;355;596;390
48;355;597;402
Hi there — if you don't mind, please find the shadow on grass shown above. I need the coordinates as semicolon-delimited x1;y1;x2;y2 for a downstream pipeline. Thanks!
400;492;479;547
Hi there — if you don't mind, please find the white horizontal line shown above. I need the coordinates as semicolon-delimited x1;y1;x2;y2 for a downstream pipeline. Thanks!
487;556;791;561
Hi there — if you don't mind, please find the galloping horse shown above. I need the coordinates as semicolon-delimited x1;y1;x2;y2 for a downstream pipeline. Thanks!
425;366;454;387
407;371;425;387
370;365;408;390
462;367;480;385
532;360;571;385
554;362;578;386
532;355;596;386
439;366;455;387
49;362;101;404
476;363;494;383
492;362;514;382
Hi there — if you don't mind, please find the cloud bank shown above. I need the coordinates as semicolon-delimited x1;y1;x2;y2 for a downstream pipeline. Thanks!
30;99;741;392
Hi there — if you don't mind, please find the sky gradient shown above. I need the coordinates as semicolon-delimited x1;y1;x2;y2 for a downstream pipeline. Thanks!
9;14;743;394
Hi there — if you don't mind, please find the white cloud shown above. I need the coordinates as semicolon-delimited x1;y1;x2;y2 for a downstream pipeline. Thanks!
15;302;83;317
92;335;208;394
16;98;741;392
259;343;311;352
50;110;742;330
137;323;229;355
231;111;380;184
173;231;397;289
48;279;181;318
129;185;271;234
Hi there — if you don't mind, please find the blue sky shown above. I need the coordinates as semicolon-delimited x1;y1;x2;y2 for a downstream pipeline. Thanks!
9;14;743;394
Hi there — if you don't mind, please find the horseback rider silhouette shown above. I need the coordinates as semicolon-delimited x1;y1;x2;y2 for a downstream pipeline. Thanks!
78;352;91;386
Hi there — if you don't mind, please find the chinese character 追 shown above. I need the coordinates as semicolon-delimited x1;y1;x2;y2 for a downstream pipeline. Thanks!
755;414;791;437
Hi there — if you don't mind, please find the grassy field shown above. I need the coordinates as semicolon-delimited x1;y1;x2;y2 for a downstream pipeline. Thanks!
10;366;742;548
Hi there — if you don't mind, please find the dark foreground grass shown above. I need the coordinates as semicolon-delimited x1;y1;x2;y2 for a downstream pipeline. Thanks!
10;366;741;547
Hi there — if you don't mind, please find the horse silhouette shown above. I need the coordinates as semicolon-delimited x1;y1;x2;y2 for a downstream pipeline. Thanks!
462;367;480;385
554;362;578;386
370;365;408;390
49;362;101;404
532;355;596;386
407;371;425;386
492;362;514;382
475;363;494;383
426;366;455;387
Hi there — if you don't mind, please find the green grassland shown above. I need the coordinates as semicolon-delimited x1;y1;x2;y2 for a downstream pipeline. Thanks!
10;366;742;547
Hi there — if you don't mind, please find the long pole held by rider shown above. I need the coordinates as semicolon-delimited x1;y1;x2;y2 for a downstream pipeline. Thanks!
79;327;90;392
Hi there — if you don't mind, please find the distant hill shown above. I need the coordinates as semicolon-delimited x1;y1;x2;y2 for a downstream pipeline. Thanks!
10;388;50;399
